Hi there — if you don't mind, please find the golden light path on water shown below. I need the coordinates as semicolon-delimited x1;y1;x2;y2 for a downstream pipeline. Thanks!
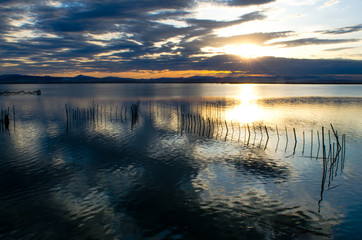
224;84;272;124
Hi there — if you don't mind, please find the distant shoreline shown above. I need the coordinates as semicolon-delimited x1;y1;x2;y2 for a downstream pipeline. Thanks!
1;74;362;84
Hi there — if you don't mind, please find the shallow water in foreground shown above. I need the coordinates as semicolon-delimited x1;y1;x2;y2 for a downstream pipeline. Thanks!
1;84;362;239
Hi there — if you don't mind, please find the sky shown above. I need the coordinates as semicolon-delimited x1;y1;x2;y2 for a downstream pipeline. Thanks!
1;0;362;78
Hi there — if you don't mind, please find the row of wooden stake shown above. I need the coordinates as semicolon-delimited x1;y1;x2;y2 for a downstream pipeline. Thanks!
63;102;346;161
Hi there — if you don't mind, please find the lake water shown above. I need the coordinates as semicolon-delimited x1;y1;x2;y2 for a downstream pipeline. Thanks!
1;84;362;239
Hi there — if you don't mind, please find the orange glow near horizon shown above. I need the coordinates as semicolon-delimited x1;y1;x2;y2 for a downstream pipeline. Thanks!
34;68;275;79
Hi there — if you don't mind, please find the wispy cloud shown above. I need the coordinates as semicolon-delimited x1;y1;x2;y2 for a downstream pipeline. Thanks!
317;24;362;35
196;0;275;6
270;38;360;47
204;31;292;47
226;0;275;6
324;47;356;52
319;0;339;9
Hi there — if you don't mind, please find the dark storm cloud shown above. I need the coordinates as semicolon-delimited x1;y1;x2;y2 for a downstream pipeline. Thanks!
270;38;360;47
317;24;362;35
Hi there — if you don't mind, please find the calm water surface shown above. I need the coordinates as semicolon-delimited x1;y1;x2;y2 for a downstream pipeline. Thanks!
1;84;362;239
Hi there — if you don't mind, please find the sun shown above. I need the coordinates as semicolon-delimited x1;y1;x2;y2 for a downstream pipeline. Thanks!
223;44;275;59
201;43;279;59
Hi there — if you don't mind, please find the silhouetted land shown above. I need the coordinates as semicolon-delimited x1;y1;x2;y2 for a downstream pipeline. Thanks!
1;74;362;84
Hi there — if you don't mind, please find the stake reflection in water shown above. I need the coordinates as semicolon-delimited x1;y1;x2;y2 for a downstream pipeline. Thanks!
0;106;15;135
318;125;346;212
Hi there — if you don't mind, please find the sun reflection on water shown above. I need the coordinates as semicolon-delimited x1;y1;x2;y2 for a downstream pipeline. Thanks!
225;84;268;124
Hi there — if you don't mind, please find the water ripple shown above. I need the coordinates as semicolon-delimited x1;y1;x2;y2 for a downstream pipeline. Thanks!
1;86;361;239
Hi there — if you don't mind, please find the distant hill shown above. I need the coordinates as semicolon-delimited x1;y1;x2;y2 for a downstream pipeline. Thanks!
0;74;362;84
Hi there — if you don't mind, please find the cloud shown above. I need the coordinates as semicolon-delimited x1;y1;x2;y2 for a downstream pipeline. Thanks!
215;31;292;46
317;24;362;35
0;0;361;76
195;0;275;6
0;0;38;6
226;0;275;6
23;1;195;35
186;11;266;29
3;3;268;62
324;47;356;52
319;0;339;9
270;38;360;47
278;0;318;6
148;10;191;20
